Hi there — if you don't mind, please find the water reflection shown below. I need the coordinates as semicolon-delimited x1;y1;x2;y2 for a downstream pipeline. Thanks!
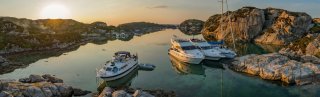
169;55;205;76
225;43;282;56
97;68;139;92
202;60;225;70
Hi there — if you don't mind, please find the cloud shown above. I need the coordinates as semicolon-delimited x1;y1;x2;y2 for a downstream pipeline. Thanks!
147;5;169;9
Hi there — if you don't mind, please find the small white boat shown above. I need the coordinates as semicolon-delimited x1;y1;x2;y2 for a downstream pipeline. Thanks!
189;38;226;60
96;51;138;81
210;44;237;58
138;63;156;71
169;36;205;64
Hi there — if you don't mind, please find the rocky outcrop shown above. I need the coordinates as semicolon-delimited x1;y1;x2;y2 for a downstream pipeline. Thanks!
73;88;92;96
18;74;64;83
0;56;25;75
42;74;63;83
313;18;320;23
179;19;204;35
278;33;320;58
305;35;320;57
19;74;46;83
0;74;91;97
230;53;320;85
202;7;313;45
97;87;175;97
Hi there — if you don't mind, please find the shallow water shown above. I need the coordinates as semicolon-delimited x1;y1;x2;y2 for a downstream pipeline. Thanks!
1;29;319;97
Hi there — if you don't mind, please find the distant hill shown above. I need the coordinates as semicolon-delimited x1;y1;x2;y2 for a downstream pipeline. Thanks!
116;22;176;34
0;17;176;54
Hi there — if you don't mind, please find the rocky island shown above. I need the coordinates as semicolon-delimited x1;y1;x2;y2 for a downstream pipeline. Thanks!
201;7;315;45
200;6;320;85
178;19;204;35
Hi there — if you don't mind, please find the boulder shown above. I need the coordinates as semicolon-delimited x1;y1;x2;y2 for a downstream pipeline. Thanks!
41;83;61;97
0;56;6;63
103;87;114;97
29;74;45;83
133;90;155;97
231;53;320;85
305;36;320;57
301;55;320;64
72;88;91;96
22;86;46;97
0;91;13;97
41;87;53;97
112;90;132;97
42;74;63;83
19;74;45;83
55;83;73;97
18;78;31;83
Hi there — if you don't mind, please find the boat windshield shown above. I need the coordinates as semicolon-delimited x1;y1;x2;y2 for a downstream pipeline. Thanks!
105;67;112;71
181;46;198;50
201;46;213;50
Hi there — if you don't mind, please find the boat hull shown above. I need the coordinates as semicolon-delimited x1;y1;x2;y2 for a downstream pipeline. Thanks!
169;50;203;64
222;53;236;59
204;56;221;60
99;63;138;81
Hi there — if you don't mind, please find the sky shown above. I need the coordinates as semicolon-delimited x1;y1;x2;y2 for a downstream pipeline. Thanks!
0;0;319;25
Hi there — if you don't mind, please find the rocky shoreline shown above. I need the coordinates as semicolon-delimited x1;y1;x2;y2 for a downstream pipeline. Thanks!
230;53;320;85
94;87;176;97
0;74;91;97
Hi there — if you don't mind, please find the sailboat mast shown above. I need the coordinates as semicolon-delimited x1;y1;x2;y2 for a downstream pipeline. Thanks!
225;0;236;50
220;1;224;97
220;0;223;38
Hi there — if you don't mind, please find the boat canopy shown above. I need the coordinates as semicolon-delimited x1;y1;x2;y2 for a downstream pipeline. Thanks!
208;41;224;45
115;51;131;55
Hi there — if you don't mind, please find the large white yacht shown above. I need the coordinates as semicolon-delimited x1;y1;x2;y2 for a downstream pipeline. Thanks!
169;36;205;64
189;38;226;60
96;51;138;81
212;45;237;58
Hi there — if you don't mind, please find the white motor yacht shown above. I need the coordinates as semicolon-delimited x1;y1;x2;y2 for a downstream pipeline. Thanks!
96;51;138;81
169;37;205;64
189;38;226;60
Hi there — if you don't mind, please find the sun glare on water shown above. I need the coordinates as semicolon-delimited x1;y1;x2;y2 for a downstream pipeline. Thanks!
40;4;70;19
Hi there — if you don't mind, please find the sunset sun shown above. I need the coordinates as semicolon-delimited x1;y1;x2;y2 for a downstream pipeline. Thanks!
40;4;70;19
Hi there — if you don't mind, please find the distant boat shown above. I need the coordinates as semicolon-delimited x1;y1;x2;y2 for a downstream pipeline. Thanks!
138;63;156;71
189;38;226;60
168;36;204;64
96;51;138;81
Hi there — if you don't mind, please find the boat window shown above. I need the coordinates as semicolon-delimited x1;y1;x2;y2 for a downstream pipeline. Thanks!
112;67;118;73
105;67;112;71
181;46;198;50
201;46;213;50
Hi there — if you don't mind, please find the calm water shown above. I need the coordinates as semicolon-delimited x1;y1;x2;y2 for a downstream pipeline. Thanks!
0;29;319;97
